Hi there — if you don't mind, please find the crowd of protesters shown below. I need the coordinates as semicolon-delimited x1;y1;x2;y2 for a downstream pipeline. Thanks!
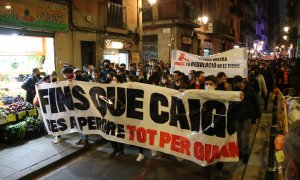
22;56;300;178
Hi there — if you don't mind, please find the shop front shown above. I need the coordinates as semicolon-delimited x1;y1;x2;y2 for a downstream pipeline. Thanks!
0;0;68;93
103;39;133;68
0;0;68;143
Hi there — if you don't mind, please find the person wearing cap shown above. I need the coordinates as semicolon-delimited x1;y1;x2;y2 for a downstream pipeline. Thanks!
232;75;261;164
52;67;75;144
21;67;41;104
53;66;75;144
72;67;89;145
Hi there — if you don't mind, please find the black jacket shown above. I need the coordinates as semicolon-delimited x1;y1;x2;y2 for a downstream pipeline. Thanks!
236;85;261;121
21;74;40;103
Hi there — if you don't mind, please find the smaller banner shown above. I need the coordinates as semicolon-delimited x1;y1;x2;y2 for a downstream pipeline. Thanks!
171;48;248;78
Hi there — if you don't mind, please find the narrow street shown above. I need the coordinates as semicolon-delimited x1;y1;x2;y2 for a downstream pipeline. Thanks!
34;111;272;180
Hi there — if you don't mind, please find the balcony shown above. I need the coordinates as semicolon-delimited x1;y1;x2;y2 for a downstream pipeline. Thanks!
213;20;235;39
107;2;126;29
157;1;197;21
142;6;153;22
183;2;198;20
158;1;181;20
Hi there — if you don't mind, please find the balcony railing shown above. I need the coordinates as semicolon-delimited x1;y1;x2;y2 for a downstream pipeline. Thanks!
156;1;197;21
183;2;198;20
158;1;181;20
107;2;126;29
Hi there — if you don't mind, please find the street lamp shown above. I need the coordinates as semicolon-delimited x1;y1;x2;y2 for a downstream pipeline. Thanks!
202;16;209;24
284;26;290;33
139;0;157;12
5;5;11;10
198;16;209;25
283;35;288;40
148;0;157;6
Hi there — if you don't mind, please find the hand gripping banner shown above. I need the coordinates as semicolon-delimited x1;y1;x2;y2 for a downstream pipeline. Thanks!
36;81;242;166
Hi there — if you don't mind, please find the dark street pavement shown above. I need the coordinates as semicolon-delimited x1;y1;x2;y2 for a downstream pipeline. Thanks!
36;111;272;180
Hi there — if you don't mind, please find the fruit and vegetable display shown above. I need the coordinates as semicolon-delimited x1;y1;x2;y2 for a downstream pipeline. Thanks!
2;116;45;143
0;90;35;121
0;89;44;144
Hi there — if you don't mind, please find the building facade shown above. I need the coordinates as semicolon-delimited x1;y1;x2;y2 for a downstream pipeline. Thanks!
0;0;142;76
267;0;280;52
142;0;200;62
197;0;235;56
286;0;300;57
255;0;268;51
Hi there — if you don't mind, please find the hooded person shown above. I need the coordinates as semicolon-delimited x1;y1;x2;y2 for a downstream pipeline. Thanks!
232;75;261;164
61;66;74;80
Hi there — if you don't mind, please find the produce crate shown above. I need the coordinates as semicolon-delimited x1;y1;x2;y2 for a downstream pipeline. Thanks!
0;108;37;125
0;117;5;125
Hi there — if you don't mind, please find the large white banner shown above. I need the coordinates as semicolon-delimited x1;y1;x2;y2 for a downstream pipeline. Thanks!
36;81;242;166
171;48;248;78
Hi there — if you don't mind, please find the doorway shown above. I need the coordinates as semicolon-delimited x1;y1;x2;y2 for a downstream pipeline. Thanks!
81;41;96;67
119;50;129;68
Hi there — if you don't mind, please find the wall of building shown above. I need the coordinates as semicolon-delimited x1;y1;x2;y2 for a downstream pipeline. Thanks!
157;28;172;62
54;0;140;70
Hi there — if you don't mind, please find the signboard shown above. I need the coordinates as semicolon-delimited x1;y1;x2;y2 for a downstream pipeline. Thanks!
37;81;242;166
171;48;248;78
0;1;68;32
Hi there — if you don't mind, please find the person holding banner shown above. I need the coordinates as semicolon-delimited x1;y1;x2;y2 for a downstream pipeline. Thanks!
125;76;145;162
203;75;224;178
204;75;244;178
109;75;125;159
232;75;261;164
